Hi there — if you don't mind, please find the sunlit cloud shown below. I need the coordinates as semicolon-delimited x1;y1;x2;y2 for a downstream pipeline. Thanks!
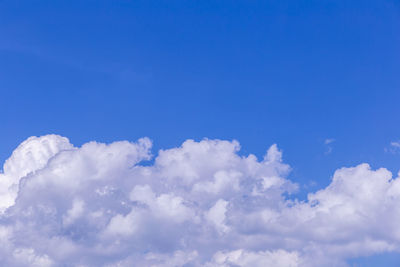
0;135;399;266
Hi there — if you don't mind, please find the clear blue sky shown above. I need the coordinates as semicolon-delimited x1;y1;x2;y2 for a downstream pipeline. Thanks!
1;1;400;265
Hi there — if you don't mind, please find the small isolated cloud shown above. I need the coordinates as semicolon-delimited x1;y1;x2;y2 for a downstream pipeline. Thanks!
324;138;335;154
324;138;335;145
385;141;400;154
1;135;400;266
391;141;400;148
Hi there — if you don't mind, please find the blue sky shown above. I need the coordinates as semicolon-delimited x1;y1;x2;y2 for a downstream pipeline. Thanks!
1;1;400;266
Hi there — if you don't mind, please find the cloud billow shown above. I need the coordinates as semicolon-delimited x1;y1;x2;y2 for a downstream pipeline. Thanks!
0;135;399;266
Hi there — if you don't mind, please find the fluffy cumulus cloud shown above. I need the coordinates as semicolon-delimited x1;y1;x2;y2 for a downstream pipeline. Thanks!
0;135;399;266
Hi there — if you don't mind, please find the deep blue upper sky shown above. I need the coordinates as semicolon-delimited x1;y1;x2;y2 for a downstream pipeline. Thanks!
1;0;400;185
1;2;400;263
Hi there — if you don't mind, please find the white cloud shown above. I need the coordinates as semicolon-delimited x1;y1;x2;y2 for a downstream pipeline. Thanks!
0;135;73;211
206;249;301;267
0;135;399;266
205;199;230;234
62;198;85;226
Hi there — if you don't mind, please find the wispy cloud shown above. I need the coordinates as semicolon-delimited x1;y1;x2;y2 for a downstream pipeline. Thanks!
385;141;400;154
324;138;335;145
324;138;335;154
391;141;400;148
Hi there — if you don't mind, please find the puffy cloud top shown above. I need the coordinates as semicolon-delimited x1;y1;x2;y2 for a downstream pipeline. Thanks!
0;135;399;266
0;135;73;212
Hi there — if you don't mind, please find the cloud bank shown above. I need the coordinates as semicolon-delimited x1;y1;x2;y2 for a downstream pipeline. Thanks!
0;135;399;266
